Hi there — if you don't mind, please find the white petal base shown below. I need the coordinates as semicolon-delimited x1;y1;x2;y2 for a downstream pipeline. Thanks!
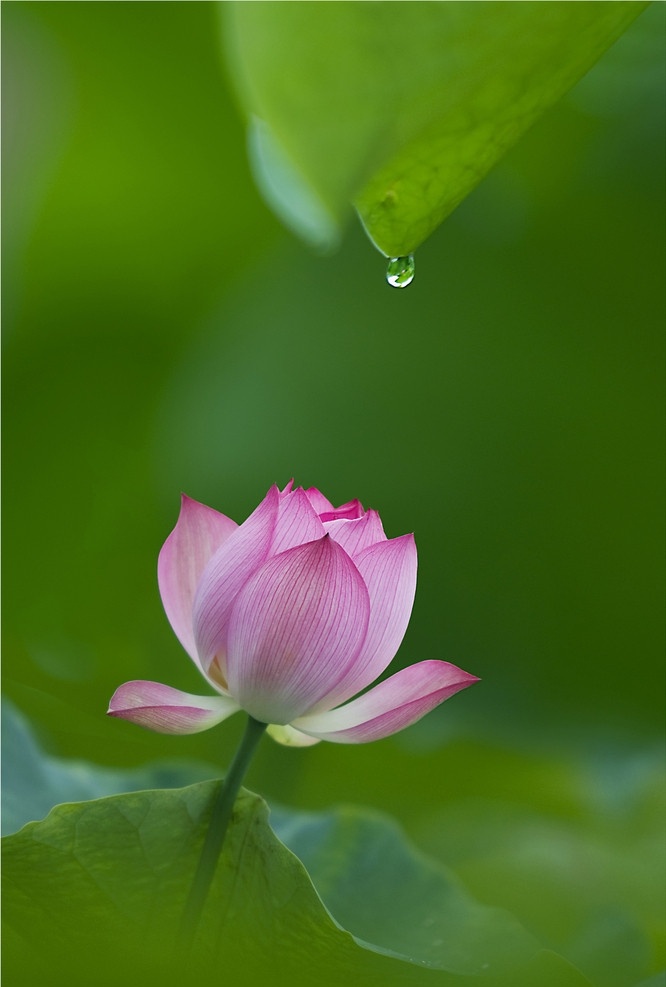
267;723;321;747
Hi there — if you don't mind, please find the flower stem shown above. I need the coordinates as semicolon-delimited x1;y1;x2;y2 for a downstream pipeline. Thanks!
180;714;267;946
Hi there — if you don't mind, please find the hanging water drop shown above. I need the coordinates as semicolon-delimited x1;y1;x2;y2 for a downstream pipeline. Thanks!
386;254;415;288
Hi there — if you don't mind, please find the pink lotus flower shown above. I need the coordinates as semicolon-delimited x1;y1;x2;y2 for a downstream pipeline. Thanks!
108;484;478;746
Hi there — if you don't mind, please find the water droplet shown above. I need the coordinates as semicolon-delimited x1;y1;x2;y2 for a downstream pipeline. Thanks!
386;254;415;288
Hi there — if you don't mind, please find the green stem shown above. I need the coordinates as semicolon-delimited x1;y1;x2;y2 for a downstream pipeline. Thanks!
180;715;267;946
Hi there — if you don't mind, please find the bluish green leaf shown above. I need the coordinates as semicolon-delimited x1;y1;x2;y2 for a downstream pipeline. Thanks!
415;746;666;986
1;701;565;985
5;700;658;983
224;2;647;255
1;699;217;836
634;974;666;987
272;803;536;975
3;780;554;987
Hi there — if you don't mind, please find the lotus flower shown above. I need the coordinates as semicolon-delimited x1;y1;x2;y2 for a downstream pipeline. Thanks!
108;483;478;746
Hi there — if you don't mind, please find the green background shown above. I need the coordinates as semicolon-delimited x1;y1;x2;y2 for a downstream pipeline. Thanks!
3;4;665;981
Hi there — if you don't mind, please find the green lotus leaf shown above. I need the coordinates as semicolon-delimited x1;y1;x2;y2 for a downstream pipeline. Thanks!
224;2;647;255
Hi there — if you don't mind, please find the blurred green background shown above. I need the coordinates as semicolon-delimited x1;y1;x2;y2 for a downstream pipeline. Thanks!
3;3;665;979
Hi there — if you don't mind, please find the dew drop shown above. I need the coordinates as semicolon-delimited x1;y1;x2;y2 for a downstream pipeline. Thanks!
386;254;415;288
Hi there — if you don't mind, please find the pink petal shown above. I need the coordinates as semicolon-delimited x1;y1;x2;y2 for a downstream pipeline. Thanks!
318;499;365;523
293;661;479;743
303;487;335;514
193;485;280;673
107;680;239;735
323;508;387;559
157;495;238;666
306;534;417;713
270;486;325;556
226;536;370;725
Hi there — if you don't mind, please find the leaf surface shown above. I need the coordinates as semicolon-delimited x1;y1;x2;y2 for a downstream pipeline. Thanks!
2;702;595;986
272;803;536;974
3;781;552;987
224;2;647;255
0;699;217;836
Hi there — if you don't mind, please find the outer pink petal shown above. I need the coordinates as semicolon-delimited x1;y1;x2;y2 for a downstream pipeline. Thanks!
270;486;325;556
293;661;479;743
305;533;417;713
193;485;280;673
323;509;387;559
303;487;335;514
107;680;239;734
226;536;370;725
157;495;238;666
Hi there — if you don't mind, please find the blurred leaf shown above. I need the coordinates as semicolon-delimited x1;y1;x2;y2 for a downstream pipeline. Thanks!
634;974;666;987
271;804;537;974
224;2;646;255
3;780;556;987
505;950;594;987
0;699;217;836
4;702;587;986
415;746;666;986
